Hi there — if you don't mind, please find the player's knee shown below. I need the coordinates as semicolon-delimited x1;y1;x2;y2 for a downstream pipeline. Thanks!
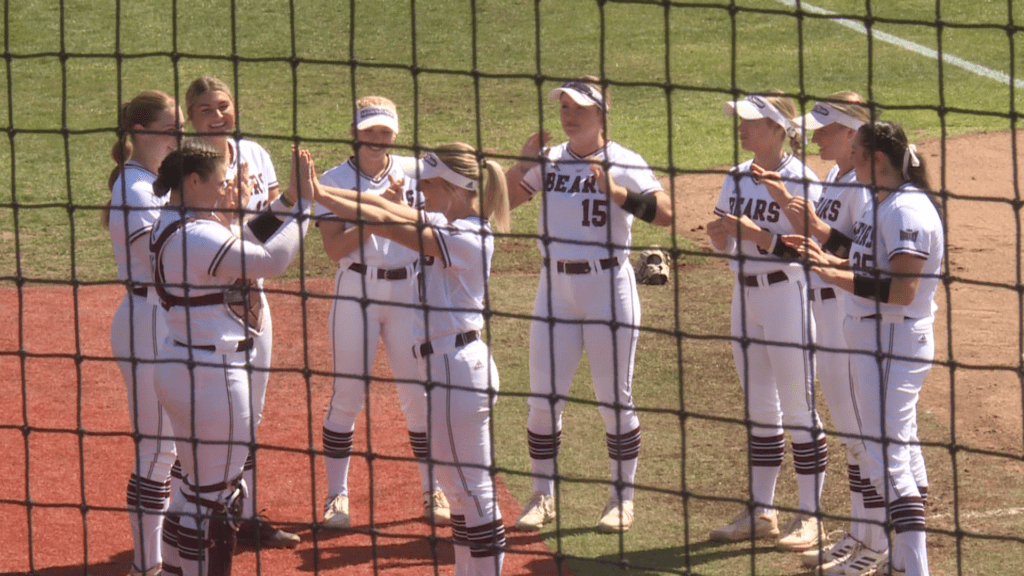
526;405;561;435
598;407;639;435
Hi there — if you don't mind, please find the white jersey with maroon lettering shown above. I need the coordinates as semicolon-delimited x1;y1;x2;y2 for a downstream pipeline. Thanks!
314;155;422;269
520;141;662;261
713;155;822;275
846;183;943;320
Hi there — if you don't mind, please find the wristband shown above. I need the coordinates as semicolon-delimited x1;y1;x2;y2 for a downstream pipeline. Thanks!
280;193;294;208
247;211;286;243
852;274;892;303
822;227;852;258
621;190;659;223
770;234;800;259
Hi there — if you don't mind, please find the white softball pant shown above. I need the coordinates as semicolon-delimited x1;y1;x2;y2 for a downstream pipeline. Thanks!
324;264;427;433
811;288;864;447
419;338;504;576
730;274;819;440
156;343;262;576
844;314;932;502
111;291;176;572
527;262;640;436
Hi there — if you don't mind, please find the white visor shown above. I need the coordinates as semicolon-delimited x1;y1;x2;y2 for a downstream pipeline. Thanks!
354;105;399;133
548;81;608;111
417;152;478;191
724;95;793;132
798;102;865;131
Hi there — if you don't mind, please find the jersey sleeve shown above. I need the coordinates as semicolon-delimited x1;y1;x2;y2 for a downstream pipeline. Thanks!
203;206;305;280
520;164;544;199
609;150;662;195
123;179;164;244
713;169;739;217
883;203;936;260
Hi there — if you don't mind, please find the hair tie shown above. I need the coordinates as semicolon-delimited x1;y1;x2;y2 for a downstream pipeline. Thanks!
902;144;920;179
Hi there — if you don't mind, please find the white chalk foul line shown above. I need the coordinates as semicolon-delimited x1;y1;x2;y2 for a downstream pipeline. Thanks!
775;0;1024;89
930;507;1024;521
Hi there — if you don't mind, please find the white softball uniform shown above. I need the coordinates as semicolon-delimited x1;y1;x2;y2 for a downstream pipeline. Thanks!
226;138;278;516
520;141;658;502
152;198;307;576
415;211;504;576
810;167;888;548
811;167;872;447
314;155;434;500
109;161;176;573
713;155;826;513
844;183;941;510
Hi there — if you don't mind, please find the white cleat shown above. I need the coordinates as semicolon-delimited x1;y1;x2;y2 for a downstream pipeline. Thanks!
323;493;351;529
777;513;822;551
709;508;779;542
514;493;556;531
596;498;634;533
801;531;860;569
828;544;888;576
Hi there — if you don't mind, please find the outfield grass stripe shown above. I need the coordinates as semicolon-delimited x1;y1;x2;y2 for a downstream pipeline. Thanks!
776;0;1024;89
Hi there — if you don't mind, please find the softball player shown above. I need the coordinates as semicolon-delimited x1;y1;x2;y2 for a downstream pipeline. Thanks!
788;120;940;576
705;92;827;550
503;77;674;533
106;90;183;576
314;97;448;530
184;76;298;548
783;94;891;575
152;140;311;576
314;143;510;576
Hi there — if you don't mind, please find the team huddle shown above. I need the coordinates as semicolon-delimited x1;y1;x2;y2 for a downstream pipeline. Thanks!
106;76;941;576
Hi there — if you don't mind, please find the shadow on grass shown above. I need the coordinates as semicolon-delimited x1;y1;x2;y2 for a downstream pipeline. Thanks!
584;539;822;576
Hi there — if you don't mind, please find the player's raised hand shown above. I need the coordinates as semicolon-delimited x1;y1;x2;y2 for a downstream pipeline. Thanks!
749;163;792;205
706;216;729;247
520;131;552;161
297;149;316;203
589;163;628;205
382;174;405;204
718;213;763;239
783;195;820;237
284;145;301;207
236;161;253;215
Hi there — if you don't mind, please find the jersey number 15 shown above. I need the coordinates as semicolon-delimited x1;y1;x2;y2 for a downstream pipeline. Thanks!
581;198;608;227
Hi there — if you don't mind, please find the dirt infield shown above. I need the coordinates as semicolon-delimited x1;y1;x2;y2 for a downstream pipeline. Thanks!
0;279;563;575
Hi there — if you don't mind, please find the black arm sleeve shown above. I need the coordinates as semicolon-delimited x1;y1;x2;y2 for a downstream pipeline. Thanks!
247;211;286;244
822;227;853;258
621;190;659;224
770;234;801;259
853;274;893;303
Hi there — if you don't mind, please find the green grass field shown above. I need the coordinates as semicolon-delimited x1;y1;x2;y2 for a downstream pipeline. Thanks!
4;1;1024;574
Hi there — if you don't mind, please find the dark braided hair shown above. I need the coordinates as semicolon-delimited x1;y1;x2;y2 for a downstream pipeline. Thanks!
857;120;931;191
153;139;225;197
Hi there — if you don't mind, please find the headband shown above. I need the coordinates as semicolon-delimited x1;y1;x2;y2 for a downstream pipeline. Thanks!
419;152;477;191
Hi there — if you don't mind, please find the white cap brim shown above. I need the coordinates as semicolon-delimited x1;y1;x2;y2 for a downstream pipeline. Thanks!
354;106;400;133
416;152;477;191
548;81;608;111
798;102;865;132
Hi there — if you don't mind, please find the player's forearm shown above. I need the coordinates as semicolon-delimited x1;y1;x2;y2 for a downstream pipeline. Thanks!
321;224;365;263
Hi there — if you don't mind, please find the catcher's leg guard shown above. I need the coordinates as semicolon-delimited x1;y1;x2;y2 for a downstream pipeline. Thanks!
180;476;247;576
